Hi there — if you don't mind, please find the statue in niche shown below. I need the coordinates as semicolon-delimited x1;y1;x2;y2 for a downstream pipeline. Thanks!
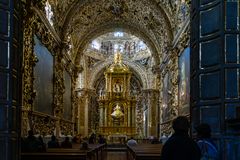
114;50;122;64
114;79;122;92
99;88;104;96
111;103;124;119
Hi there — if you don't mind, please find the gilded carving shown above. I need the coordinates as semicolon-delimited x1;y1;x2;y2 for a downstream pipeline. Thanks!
53;51;64;119
22;3;75;136
32;112;56;135
22;4;38;136
60;119;74;135
21;0;191;139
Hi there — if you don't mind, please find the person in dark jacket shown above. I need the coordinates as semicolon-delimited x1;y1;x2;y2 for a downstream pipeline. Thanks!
48;135;60;148
160;116;201;160
98;135;106;144
23;130;42;152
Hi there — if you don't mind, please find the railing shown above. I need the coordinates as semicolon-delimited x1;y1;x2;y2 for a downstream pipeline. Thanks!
99;126;136;136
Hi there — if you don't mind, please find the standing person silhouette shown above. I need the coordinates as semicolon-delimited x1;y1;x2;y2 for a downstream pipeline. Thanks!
195;123;218;160
160;116;201;160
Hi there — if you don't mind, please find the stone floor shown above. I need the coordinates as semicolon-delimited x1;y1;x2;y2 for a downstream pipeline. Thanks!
105;151;127;160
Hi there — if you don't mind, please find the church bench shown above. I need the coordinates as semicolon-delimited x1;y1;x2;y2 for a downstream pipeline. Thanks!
126;144;162;160
21;152;89;160
21;144;106;160
47;144;105;160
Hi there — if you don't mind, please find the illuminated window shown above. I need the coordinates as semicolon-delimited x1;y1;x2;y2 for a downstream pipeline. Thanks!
138;41;146;51
45;1;54;26
91;40;100;50
114;32;123;37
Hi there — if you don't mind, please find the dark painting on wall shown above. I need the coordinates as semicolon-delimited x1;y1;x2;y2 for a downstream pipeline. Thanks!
34;35;53;115
162;73;170;122
178;47;190;115
63;70;72;120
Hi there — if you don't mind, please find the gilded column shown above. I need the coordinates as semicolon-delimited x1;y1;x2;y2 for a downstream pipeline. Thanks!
53;50;64;137
22;12;35;136
99;105;103;127
132;105;136;127
104;105;107;126
128;106;131;127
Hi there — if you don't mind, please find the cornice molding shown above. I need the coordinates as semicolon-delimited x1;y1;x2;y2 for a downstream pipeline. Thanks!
172;16;190;48
33;7;61;45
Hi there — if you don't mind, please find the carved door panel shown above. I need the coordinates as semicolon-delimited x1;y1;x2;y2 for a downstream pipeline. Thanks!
0;0;23;159
191;1;240;159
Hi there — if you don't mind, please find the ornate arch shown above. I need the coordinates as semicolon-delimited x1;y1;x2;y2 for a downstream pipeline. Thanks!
74;22;161;65
51;0;174;66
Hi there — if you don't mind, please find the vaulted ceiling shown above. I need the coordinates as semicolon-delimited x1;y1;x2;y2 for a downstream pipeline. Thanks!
47;0;184;65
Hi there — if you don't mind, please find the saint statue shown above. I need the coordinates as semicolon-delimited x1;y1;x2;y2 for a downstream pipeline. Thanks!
113;79;122;92
111;103;124;119
114;51;122;64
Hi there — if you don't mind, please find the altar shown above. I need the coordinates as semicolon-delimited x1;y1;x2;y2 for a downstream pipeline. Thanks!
108;134;127;144
98;51;137;137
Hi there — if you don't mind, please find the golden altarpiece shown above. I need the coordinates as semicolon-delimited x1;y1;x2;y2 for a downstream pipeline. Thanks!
98;52;136;138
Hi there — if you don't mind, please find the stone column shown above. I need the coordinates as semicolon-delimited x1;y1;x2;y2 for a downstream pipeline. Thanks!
142;89;159;137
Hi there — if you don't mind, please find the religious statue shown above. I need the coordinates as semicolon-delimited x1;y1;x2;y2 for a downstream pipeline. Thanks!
111;103;124;119
114;51;122;64
113;79;122;92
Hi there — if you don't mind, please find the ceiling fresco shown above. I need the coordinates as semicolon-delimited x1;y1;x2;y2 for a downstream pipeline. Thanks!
45;0;190;65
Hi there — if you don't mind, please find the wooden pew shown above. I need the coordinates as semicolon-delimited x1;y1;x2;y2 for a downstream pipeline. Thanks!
21;152;88;160
88;144;106;160
21;143;106;160
127;144;162;160
47;148;95;160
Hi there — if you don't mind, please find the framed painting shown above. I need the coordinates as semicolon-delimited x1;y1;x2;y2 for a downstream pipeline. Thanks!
162;72;170;122
34;35;53;115
178;47;190;115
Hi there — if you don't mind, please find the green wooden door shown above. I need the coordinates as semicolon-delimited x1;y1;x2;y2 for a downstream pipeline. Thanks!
191;0;240;159
0;0;23;159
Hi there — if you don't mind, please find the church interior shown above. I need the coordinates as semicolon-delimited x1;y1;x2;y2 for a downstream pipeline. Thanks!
1;0;240;159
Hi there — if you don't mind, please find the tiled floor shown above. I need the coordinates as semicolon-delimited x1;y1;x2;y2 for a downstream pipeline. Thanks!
105;151;127;160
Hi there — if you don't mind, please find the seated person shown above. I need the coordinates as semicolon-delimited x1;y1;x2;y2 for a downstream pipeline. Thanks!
98;135;106;144
72;134;83;144
23;130;42;152
48;135;60;148
38;135;46;152
80;141;89;150
89;133;96;144
151;136;160;144
61;137;72;148
127;137;137;146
